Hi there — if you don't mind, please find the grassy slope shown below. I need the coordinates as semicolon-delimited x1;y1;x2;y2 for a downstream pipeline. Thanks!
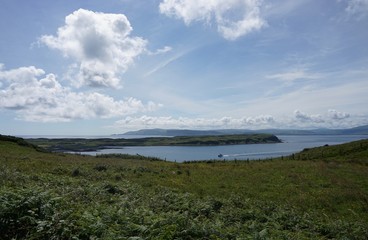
1;138;368;239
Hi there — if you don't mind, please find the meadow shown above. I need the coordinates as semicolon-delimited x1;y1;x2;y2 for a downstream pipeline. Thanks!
1;135;368;239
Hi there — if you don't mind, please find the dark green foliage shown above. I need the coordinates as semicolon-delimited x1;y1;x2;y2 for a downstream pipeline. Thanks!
0;189;63;239
71;168;81;177
96;153;164;161
104;183;121;194
94;164;108;171
1;186;367;239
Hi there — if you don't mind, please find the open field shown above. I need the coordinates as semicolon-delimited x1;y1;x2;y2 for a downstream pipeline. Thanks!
1;135;368;239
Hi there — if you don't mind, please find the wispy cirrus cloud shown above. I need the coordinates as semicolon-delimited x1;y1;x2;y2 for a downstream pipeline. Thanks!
147;46;173;55
144;51;186;77
344;0;368;19
266;68;322;83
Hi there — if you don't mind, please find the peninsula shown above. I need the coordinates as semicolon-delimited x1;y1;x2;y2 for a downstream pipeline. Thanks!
27;133;281;152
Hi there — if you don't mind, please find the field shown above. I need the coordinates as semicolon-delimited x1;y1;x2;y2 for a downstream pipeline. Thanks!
1;135;368;239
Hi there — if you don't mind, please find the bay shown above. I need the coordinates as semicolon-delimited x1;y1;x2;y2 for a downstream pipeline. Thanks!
80;135;368;162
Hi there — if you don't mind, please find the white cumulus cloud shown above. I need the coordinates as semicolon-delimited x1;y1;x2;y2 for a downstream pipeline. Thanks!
294;110;324;123
40;9;147;88
0;65;160;122
292;109;354;128
114;114;275;129
328;109;350;120
113;109;364;130
159;0;266;40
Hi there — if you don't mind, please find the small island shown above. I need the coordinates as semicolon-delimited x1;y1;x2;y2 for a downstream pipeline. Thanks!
28;134;281;152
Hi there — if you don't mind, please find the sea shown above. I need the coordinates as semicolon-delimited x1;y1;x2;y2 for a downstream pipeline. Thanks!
62;135;368;162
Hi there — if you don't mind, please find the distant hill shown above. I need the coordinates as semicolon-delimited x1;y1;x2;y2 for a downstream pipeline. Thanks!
115;128;224;137
339;125;368;135
116;125;368;137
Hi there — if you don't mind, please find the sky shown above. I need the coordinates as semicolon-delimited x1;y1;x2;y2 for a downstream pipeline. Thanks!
0;0;368;135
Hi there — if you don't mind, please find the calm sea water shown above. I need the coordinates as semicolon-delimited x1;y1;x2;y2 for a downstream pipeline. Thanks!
79;135;368;162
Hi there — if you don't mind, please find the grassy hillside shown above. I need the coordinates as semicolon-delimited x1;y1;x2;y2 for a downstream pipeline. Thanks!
1;136;368;239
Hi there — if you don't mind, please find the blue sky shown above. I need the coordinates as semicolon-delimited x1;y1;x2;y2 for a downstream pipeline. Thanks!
1;0;368;135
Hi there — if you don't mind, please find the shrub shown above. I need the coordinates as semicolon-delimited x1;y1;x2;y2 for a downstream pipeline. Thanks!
94;164;107;172
71;168;81;177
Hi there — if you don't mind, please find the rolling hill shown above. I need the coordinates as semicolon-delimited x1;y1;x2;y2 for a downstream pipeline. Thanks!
117;125;368;137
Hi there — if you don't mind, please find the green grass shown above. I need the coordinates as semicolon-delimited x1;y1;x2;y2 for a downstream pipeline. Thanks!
1;136;368;239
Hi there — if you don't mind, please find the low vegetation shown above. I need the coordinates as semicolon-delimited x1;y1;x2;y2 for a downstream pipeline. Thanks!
1;135;368;239
26;134;281;152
